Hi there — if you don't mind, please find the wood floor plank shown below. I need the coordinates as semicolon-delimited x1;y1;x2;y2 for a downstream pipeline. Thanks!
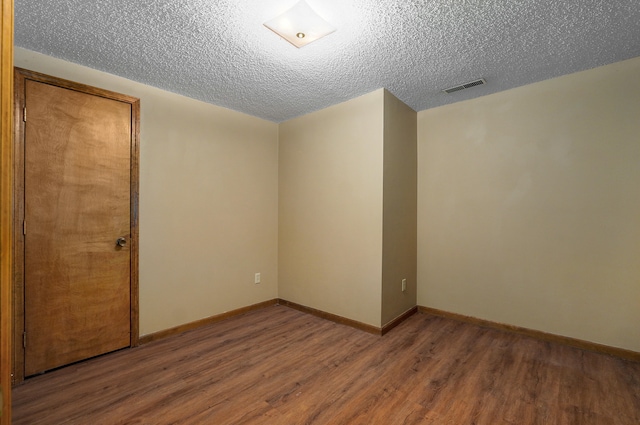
12;306;640;424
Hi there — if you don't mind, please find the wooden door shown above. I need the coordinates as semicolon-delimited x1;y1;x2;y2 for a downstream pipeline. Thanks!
16;71;139;377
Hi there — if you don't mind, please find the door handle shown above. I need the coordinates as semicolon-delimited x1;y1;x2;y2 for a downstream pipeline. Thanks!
116;237;127;247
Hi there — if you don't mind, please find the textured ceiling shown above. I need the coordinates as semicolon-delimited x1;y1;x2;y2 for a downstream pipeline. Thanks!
14;0;640;122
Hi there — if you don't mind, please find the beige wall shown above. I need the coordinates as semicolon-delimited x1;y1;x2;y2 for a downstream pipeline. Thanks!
418;57;640;351
16;47;639;352
381;90;417;325
15;48;280;336
279;90;385;327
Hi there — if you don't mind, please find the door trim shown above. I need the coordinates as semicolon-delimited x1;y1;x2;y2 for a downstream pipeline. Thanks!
12;68;140;384
1;0;13;420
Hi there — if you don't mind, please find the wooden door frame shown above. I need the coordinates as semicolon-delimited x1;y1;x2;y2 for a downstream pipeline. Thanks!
12;68;140;384
1;0;13;421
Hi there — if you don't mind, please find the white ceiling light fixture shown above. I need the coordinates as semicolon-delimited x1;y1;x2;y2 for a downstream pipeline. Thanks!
264;0;336;48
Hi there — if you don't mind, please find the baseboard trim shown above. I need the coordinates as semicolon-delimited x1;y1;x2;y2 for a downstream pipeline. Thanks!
139;299;279;345
138;301;637;361
139;298;418;346
381;306;418;336
418;306;640;363
277;299;382;335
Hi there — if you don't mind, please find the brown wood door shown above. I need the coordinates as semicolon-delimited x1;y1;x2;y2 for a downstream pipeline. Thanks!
23;79;132;376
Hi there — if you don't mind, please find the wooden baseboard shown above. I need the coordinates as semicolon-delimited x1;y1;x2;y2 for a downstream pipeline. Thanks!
277;299;382;335
139;302;639;363
381;306;418;336
418;306;640;363
139;299;279;345
139;299;418;346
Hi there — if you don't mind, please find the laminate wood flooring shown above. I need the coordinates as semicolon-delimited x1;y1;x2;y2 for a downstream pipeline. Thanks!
12;305;640;424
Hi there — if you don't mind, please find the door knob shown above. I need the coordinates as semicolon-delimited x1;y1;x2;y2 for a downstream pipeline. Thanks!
116;237;127;247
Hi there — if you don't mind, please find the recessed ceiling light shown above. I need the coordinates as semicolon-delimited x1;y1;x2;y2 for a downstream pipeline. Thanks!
264;1;336;48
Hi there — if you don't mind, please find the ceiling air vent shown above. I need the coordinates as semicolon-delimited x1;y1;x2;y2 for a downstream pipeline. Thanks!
442;78;486;94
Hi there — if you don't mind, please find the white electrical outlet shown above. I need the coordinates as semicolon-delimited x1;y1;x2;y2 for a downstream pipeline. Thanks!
401;278;407;292
255;273;261;284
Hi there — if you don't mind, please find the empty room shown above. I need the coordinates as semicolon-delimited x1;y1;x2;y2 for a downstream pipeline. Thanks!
1;0;639;424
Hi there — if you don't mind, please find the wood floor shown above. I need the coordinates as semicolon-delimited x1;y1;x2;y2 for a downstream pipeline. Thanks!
12;305;640;424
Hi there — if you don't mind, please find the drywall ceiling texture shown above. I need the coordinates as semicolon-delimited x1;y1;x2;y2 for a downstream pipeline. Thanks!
14;0;640;122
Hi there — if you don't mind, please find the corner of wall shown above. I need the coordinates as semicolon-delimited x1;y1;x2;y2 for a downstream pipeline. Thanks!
381;91;418;326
